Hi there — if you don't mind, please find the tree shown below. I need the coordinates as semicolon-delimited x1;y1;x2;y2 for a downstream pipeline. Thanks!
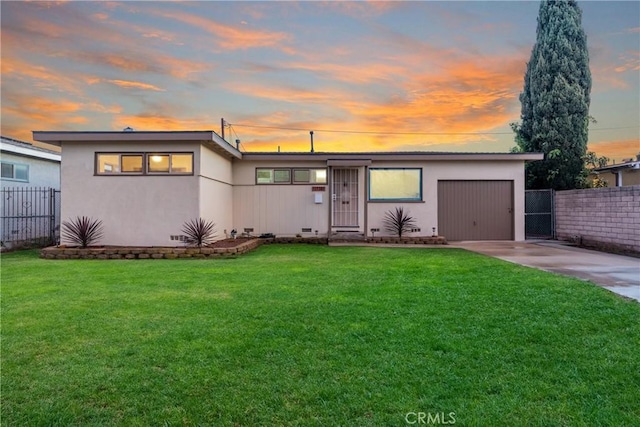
514;0;591;190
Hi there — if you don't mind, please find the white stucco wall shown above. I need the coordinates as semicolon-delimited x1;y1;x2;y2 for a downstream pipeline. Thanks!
366;160;526;240
198;145;234;239
234;159;527;241
232;160;330;236
59;141;200;246
0;151;60;189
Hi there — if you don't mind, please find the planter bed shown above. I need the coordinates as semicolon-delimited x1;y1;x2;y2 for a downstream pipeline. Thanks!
41;238;266;260
332;236;448;245
40;236;446;259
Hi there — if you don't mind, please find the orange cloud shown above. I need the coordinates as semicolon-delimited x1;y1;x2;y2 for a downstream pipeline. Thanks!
107;80;165;92
225;51;525;152
588;139;640;162
281;61;407;84
109;116;211;133
226;83;336;104
157;10;292;51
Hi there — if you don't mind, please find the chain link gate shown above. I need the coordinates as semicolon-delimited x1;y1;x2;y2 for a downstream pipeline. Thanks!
1;187;61;250
525;189;555;239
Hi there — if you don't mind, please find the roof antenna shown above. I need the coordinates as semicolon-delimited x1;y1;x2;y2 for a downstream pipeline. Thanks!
310;130;314;153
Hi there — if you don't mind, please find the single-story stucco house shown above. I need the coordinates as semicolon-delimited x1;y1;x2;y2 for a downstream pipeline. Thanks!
33;130;543;246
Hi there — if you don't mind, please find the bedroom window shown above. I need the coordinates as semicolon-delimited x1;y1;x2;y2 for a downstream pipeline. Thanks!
369;168;422;201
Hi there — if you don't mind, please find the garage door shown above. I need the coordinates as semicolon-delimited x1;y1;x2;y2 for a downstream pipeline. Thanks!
438;180;514;241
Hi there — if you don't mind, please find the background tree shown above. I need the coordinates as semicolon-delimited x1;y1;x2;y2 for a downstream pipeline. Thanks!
514;0;591;190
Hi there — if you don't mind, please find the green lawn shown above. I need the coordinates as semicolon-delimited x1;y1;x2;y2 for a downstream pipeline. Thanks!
2;245;639;426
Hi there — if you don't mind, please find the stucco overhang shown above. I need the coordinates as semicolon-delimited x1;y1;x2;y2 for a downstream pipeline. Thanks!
242;152;544;162
32;130;242;160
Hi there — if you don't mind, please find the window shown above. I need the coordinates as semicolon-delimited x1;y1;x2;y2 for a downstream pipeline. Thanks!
96;153;193;175
1;162;29;182
293;168;327;184
369;168;422;201
257;168;327;184
148;154;170;173
122;155;143;173
256;168;291;184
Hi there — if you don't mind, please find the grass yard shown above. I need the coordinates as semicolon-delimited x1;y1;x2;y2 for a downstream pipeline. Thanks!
2;245;639;426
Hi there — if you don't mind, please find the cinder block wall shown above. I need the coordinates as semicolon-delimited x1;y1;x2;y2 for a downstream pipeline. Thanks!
555;185;640;255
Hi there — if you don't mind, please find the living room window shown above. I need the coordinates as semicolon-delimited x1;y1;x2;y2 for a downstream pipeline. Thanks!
369;168;422;201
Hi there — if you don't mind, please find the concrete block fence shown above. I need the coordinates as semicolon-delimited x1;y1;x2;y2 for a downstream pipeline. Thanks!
555;185;640;256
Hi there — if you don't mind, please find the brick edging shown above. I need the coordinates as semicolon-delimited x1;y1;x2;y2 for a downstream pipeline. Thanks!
40;236;448;260
41;239;266;260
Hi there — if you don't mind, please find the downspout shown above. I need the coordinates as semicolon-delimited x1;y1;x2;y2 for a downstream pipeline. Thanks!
364;165;369;239
614;171;623;187
327;165;332;238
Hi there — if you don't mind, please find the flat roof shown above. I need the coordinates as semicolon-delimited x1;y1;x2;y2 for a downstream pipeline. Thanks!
242;151;544;162
593;160;640;173
32;130;242;159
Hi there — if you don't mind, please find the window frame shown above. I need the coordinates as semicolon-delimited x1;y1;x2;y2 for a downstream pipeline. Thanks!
256;168;327;185
292;168;328;184
256;168;291;184
368;168;423;202
0;161;30;182
95;152;194;176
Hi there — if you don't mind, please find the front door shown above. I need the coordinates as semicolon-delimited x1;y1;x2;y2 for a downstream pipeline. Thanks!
332;168;359;227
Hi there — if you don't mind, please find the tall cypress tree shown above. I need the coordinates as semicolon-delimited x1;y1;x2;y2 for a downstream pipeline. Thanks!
515;0;591;190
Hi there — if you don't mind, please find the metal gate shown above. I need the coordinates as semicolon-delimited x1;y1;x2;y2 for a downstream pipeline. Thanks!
332;168;359;227
525;189;555;239
1;187;61;249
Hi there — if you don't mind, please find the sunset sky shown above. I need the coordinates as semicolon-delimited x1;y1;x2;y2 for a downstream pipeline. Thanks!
1;1;638;161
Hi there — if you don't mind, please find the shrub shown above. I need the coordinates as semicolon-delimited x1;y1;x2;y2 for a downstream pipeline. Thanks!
383;207;417;238
182;218;217;247
61;216;104;248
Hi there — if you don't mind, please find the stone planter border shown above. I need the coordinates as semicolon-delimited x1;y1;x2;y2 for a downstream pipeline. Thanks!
40;236;447;260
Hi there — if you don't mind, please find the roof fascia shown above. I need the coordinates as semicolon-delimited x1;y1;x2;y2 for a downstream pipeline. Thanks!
242;152;544;162
32;131;242;159
594;162;640;173
0;142;61;162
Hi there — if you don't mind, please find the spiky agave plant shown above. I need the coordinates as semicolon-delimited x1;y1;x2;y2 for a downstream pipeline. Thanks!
382;207;417;238
182;218;217;247
61;216;104;247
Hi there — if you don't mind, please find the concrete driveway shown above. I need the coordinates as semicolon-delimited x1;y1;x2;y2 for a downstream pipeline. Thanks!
453;240;640;302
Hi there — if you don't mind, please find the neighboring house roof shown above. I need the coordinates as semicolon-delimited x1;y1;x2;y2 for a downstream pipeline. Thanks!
593;159;640;173
31;130;543;162
1;135;61;162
